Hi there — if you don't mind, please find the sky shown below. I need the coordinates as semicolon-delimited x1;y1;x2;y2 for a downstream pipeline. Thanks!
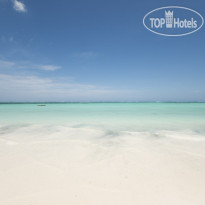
0;0;204;102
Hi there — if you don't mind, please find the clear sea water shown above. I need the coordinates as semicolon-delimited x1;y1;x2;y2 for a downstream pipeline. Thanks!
0;102;205;135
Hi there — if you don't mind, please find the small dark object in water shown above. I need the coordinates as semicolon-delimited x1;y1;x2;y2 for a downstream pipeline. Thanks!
37;104;46;106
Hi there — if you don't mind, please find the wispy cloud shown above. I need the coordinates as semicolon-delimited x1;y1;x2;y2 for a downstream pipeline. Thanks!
9;37;14;42
36;65;61;71
13;0;26;13
0;59;15;68
0;59;61;71
0;74;136;102
73;52;98;58
0;35;14;43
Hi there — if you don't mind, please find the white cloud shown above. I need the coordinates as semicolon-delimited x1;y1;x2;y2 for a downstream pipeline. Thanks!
0;60;15;68
13;0;26;13
0;74;136;102
37;65;61;71
73;52;98;58
0;59;61;71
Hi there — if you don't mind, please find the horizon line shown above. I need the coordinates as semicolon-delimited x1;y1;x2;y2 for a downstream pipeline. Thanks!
0;101;205;104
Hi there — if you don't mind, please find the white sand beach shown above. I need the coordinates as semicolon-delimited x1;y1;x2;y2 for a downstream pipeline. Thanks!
0;124;205;205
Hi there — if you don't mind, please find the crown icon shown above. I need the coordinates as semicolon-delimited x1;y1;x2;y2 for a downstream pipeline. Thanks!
165;10;174;28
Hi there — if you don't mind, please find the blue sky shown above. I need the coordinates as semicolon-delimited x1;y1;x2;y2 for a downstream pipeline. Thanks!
0;0;204;102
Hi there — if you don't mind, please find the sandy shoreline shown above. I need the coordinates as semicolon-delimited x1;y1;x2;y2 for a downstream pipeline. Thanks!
0;124;205;205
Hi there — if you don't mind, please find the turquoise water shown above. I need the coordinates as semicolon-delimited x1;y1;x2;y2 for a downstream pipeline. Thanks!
0;103;205;133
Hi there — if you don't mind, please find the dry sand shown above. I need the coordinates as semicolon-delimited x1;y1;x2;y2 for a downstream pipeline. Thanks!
0;125;205;205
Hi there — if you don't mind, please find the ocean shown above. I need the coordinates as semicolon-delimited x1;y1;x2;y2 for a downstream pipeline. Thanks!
1;102;205;131
0;103;205;205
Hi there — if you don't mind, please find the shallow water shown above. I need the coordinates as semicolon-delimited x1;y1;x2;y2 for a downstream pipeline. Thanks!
1;102;205;131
